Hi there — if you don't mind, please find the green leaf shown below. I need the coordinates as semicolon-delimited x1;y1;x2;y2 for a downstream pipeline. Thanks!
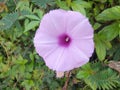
24;21;39;32
14;55;28;65
77;63;92;79
94;34;106;61
99;22;120;41
33;9;44;19
18;10;33;19
96;6;120;21
93;23;101;30
0;10;33;30
66;0;71;7
94;0;107;3
103;41;112;50
77;62;120;90
25;15;40;20
119;24;120;37
71;2;86;16
113;46;120;61
20;10;33;16
16;0;30;11
0;12;19;30
31;0;54;8
56;0;70;10
21;80;34;90
73;0;91;9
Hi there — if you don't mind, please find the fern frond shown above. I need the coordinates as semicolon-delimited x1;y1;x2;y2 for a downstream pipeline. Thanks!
0;10;32;30
77;62;120;90
0;12;19;30
31;0;54;8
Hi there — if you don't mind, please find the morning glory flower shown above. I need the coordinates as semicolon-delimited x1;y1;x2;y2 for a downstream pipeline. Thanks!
34;9;94;77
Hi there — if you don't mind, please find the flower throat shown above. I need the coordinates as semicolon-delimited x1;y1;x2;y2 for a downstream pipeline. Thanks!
58;34;71;47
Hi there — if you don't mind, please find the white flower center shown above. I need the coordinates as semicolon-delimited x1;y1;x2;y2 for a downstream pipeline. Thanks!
65;37;70;42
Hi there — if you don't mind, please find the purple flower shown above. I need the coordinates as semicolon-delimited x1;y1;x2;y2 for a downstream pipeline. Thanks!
34;9;94;76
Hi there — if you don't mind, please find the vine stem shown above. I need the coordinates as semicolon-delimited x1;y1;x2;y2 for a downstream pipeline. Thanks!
62;71;71;90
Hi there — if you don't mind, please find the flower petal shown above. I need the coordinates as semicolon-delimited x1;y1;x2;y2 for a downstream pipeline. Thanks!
54;45;89;71
34;31;59;58
44;47;65;70
39;10;67;37
65;11;86;33
70;19;94;39
72;39;94;58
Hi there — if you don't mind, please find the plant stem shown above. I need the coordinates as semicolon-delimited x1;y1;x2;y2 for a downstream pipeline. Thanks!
62;71;71;90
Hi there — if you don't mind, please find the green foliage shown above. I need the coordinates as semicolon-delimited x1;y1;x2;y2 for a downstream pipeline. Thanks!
113;45;120;61
94;5;120;61
71;0;91;15
1;0;120;90
96;6;120;21
56;0;70;10
77;62;120;90
31;0;55;8
0;12;19;30
94;34;107;61
56;0;91;15
98;22;120;41
94;21;120;61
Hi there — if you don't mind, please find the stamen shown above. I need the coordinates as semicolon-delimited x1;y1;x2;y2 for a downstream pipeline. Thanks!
58;34;72;47
65;37;69;42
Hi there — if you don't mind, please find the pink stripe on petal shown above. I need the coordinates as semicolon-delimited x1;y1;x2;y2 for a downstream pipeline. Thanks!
34;32;59;58
72;39;94;58
35;44;59;59
39;10;67;37
54;46;89;71
65;11;86;33
44;47;65;70
70;19;94;39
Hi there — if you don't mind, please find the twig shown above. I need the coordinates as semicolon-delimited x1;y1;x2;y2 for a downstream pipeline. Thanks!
62;71;71;90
